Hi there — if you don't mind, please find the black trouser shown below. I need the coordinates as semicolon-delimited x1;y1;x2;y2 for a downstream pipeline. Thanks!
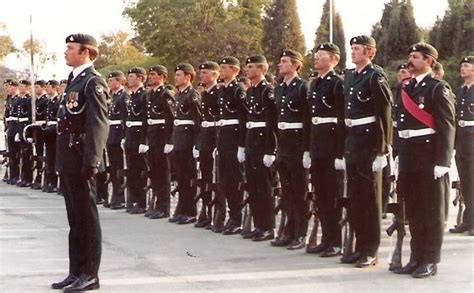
276;153;309;239
33;137;45;183
125;148;146;208
245;152;275;231
45;139;58;188
60;173;101;278
197;150;214;220
173;149;197;217
456;153;473;229
310;158;343;247
149;146;171;213
218;148;243;225
7;135;20;180
20;141;33;183
346;157;382;257
107;145;124;206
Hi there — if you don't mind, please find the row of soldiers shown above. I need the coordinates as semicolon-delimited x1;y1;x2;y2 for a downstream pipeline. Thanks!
2;35;472;280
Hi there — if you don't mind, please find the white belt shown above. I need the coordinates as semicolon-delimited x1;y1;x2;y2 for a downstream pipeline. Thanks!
19;117;29;122
109;120;122;126
398;128;436;139
278;122;303;130
174;119;194;126
218;119;239;126
147;119;165;125
311;117;337;125
246;121;266;129
126;121;142;127
46;121;57;126
458;120;474;127
345;116;376;127
201;121;218;128
5;117;18;122
34;120;46;125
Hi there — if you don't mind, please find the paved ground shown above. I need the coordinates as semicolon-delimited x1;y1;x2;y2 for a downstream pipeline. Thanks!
0;178;473;293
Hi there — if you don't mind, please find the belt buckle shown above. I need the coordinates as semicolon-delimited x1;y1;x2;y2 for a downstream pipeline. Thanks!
312;117;318;124
246;122;252;129
126;121;131;127
174;120;179;126
147;119;153;125
202;121;208;127
400;130;410;138
217;120;223;126
459;120;465;127
345;119;352;127
279;122;286;130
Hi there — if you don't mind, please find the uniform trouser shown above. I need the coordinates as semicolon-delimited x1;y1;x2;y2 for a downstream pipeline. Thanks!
20;141;33;183
60;173;101;278
7;136;20;180
45;139;58;188
197;150;214;220
125;148;146;208
33;138;45;183
218;149;243;225
173;149;197;217
310;158;343;247
456;153;473;229
149;147;171;213
399;169;446;264
106;145;124;205
245;152;275;231
346;158;382;257
276;153;309;239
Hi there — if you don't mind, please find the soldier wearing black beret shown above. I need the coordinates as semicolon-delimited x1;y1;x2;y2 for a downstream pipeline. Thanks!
3;79;21;184
168;63;202;225
270;49;310;250
341;35;393;267
141;65;175;219
393;43;455;278
449;56;474;236
215;56;246;234
194;60;221;229
16;79;33;187
305;43;344;256
52;33;109;291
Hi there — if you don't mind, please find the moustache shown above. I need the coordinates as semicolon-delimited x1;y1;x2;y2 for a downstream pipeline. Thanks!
407;62;414;68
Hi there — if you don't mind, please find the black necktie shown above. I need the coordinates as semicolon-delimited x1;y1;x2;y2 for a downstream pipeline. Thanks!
66;72;74;87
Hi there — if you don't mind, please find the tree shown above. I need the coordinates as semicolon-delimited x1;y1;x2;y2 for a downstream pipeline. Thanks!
262;0;306;72
313;0;346;70
0;23;15;62
94;31;145;69
20;38;57;79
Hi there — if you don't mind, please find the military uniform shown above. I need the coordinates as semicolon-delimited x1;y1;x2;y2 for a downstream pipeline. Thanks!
32;83;49;189
106;72;128;209
307;43;345;253
170;63;201;224
343;36;392;264
396;43;455;275
453;56;474;234
55;32;109;287
17;85;33;187
141;65;174;218
4;81;20;184
43;80;60;192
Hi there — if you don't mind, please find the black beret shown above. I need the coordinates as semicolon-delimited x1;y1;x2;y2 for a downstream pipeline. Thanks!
197;82;206;87
60;79;68;85
408;42;438;60
433;62;443;71
199;61;220;71
46;80;59;86
175;63;195;73
3;78;12;84
280;49;303;61
149;65;168;75
350;35;376;48
460;56;474;65
7;80;19;86
19;79;31;86
219;56;240;67
397;63;408;71
65;33;97;47
35;80;46;86
245;55;267;65
108;70;125;79
128;67;147;75
309;71;317;78
316;42;340;55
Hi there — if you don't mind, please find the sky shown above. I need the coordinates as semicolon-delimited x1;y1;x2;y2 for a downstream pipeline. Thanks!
0;0;448;80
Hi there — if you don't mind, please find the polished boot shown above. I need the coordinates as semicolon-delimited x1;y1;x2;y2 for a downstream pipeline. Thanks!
394;261;419;274
287;237;306;250
51;274;78;289
412;263;437;278
63;274;99;292
340;251;361;264
355;255;378;268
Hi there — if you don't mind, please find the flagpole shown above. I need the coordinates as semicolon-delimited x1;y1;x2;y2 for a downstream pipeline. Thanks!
29;14;36;123
329;0;333;43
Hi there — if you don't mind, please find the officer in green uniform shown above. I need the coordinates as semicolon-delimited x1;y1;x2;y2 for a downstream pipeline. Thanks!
52;33;109;292
341;36;392;267
43;80;60;193
394;43;455;278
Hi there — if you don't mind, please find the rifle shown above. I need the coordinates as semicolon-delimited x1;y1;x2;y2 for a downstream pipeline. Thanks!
451;181;464;228
272;171;287;240
338;169;354;258
238;172;252;236
119;148;130;209
208;149;225;230
306;176;320;253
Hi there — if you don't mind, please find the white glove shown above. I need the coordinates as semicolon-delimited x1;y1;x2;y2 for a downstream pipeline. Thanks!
434;165;450;179
237;146;246;163
164;144;174;154
138;144;149;153
302;151;311;169
26;138;34;143
334;158;346;170
14;133;20;142
263;154;276;167
193;146;199;159
120;139;125;150
387;145;393;155
212;147;218;159
372;155;388;172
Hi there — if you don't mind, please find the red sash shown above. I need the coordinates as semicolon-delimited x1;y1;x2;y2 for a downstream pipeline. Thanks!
401;86;436;129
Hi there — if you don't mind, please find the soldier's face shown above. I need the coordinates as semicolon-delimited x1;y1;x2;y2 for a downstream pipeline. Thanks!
148;71;164;87
174;70;188;87
408;52;431;74
35;85;45;95
278;57;295;75
19;84;29;95
45;85;54;95
350;44;367;64
8;86;18;96
59;84;66;93
460;63;473;80
397;69;411;82
127;73;140;88
199;69;217;86
314;50;332;71
219;64;239;80
244;63;260;79
65;43;85;67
